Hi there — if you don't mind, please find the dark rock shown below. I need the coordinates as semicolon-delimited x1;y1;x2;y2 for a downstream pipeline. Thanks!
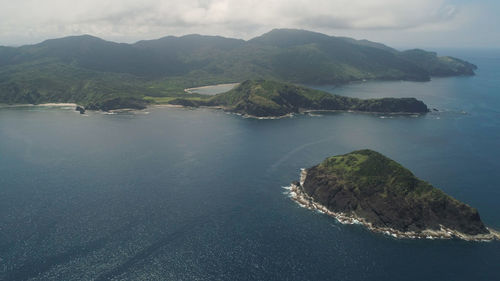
75;105;85;114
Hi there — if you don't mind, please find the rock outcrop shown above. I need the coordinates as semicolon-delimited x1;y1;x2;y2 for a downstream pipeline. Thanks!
289;149;499;240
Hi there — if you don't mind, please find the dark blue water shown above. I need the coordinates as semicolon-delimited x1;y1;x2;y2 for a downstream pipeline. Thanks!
1;50;499;281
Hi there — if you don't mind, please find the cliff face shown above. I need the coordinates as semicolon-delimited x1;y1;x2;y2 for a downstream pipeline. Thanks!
301;150;489;235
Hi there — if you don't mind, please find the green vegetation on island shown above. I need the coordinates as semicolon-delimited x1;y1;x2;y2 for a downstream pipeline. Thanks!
168;80;429;117
290;149;499;240
0;29;477;110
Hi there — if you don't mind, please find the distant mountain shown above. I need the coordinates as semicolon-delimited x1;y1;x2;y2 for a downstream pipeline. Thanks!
169;80;429;117
0;29;477;108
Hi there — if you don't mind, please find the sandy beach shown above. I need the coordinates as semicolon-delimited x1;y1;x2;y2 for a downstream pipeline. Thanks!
37;103;77;107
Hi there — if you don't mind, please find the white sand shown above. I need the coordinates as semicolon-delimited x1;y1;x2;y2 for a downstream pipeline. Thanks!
36;103;77;106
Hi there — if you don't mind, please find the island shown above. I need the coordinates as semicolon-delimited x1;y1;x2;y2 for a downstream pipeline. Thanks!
288;149;500;241
0;29;476;110
168;80;429;118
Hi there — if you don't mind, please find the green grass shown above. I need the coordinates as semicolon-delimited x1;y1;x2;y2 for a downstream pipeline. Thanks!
319;153;369;173
143;96;178;104
144;95;210;104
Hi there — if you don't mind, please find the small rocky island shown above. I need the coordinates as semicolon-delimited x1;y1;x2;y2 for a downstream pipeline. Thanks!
169;80;429;118
289;149;499;241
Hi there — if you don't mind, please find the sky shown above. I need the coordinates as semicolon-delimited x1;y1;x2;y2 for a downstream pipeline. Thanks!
0;0;498;48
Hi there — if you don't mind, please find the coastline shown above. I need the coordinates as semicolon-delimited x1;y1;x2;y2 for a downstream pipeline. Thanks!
0;103;77;108
287;169;500;242
0;102;428;119
240;112;294;119
150;104;294;119
301;109;426;116
149;104;426;119
36;103;77;107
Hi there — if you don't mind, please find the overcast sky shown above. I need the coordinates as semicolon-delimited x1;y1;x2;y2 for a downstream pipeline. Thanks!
0;0;498;48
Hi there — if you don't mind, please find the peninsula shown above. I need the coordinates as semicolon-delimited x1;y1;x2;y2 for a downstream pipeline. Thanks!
168;80;429;118
289;149;500;241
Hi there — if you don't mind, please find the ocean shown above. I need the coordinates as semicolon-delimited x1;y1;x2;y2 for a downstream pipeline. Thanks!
1;49;499;280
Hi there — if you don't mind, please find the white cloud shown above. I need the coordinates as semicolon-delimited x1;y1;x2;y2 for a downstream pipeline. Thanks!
0;0;491;47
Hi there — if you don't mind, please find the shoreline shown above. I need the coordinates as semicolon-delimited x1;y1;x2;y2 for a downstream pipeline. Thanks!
0;102;429;119
150;104;294;119
0;103;77;108
150;104;427;119
239;112;294;119
301;109;427;116
36;103;77;107
287;169;500;242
